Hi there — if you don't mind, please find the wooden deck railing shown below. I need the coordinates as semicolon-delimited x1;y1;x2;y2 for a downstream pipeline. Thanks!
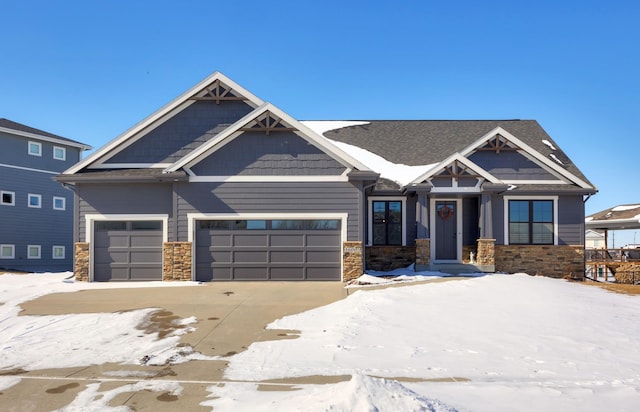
585;248;640;282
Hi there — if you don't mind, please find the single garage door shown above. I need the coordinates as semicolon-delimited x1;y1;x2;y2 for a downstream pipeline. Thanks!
195;219;342;281
94;220;163;281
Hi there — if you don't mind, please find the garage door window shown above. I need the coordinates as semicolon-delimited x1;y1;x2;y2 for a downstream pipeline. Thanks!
199;219;341;230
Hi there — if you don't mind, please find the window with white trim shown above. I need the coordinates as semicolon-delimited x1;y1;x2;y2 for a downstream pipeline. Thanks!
508;199;554;245
0;244;15;259
28;141;42;156
27;245;41;259
53;146;66;160
28;194;42;208
52;246;65;259
1;191;15;206
53;196;66;210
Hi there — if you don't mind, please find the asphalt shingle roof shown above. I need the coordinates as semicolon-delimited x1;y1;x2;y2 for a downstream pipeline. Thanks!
318;120;593;187
0;118;87;146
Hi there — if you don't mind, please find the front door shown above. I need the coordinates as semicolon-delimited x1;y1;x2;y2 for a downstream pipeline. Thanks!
435;201;458;261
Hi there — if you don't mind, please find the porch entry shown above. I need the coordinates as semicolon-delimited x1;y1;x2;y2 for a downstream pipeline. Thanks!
435;200;458;261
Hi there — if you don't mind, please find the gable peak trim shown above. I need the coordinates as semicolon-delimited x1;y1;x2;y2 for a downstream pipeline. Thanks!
411;153;500;185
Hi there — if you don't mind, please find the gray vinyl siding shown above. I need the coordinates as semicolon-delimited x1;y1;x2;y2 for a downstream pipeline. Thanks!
0;167;74;271
175;182;362;241
190;132;346;176
76;183;173;242
106;100;254;164
0;131;82;172
493;194;585;246
469;151;558;180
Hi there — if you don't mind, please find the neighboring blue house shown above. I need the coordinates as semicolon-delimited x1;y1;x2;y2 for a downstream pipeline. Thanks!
56;72;596;282
0;119;91;272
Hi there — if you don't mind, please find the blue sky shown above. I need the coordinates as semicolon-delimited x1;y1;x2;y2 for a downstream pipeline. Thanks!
2;1;639;245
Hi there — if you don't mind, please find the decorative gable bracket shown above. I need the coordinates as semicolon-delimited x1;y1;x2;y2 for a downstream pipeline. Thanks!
475;133;518;153
239;110;297;135
189;79;248;104
433;159;481;181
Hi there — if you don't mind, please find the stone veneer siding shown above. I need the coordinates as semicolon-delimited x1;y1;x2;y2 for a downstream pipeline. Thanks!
415;239;430;267
365;246;416;272
74;242;90;281
495;245;585;279
343;241;363;282
476;239;496;266
163;242;192;281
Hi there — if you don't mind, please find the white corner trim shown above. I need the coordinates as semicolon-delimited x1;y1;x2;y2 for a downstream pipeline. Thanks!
503;195;558;246
367;196;407;246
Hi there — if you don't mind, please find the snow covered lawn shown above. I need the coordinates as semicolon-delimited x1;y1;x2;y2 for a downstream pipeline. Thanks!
1;271;639;411
215;273;640;411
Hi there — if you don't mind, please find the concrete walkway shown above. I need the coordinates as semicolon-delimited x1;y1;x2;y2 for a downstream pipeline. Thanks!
2;282;348;411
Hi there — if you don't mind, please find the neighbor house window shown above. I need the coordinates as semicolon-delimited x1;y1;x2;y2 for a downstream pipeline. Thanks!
28;141;42;156
27;245;41;259
52;246;65;259
28;194;42;208
508;199;554;245
372;200;403;245
53;196;66;210
1;191;15;206
0;244;15;259
53;146;66;160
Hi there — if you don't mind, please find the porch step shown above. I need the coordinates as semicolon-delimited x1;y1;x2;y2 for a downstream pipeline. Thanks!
418;263;495;275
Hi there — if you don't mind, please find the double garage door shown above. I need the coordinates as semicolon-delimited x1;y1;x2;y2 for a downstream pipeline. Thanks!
93;218;342;281
195;219;342;281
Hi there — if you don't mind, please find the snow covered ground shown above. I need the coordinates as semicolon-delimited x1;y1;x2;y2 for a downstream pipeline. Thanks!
1;271;639;411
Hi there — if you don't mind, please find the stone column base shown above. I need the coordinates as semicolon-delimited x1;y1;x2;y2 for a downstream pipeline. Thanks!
74;242;90;281
343;241;363;282
477;238;496;266
163;242;192;281
415;238;431;271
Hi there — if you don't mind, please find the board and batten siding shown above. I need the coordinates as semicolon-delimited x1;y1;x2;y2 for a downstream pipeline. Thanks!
175;182;362;241
76;183;173;242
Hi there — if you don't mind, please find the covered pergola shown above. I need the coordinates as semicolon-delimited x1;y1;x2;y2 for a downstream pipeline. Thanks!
585;204;640;282
585;204;640;247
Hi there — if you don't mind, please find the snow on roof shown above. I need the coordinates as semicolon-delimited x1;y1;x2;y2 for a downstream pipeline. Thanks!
302;121;436;186
301;121;370;135
549;153;564;165
542;139;557;150
612;204;640;212
329;139;436;187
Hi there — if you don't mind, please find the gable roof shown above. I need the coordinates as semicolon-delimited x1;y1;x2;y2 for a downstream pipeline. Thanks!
311;120;595;191
165;103;373;173
0;118;91;150
411;153;501;185
64;72;264;174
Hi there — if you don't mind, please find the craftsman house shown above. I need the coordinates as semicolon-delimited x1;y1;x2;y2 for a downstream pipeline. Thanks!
56;72;596;282
1;119;91;272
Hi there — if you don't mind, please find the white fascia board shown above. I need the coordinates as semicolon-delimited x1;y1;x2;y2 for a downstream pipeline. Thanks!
461;127;593;189
188;175;350;183
90;163;172;169
410;153;500;185
0;126;92;151
166;102;374;174
65;71;264;175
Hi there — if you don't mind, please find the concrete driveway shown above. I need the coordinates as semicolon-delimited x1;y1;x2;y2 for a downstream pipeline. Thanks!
1;281;348;411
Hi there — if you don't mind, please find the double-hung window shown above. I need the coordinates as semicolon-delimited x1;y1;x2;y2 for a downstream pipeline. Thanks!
372;200;403;245
508;199;554;245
